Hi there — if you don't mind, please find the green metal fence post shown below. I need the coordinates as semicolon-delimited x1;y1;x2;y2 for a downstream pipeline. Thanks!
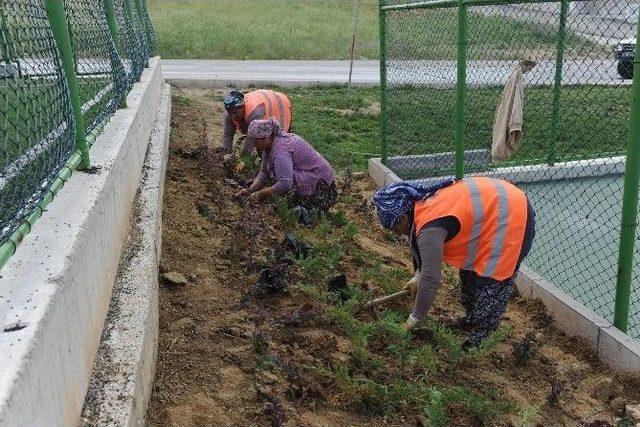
103;0;121;55
613;11;640;332
379;0;389;165
454;0;468;179
547;0;568;166
45;0;90;170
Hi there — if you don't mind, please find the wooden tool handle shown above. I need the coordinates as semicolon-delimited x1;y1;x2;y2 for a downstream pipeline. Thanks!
364;289;410;308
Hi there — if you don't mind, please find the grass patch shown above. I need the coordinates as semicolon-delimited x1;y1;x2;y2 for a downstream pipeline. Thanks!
147;0;379;60
387;84;631;178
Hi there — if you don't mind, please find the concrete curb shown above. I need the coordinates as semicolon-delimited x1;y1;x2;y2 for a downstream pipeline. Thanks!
166;78;378;88
79;84;171;427
368;157;640;376
0;57;163;427
370;152;627;185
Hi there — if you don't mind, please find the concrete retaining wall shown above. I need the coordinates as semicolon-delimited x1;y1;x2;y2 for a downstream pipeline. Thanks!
368;156;640;376
0;57;164;427
79;84;171;427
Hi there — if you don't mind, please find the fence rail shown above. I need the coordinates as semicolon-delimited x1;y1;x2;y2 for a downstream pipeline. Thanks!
0;0;157;270
379;0;640;337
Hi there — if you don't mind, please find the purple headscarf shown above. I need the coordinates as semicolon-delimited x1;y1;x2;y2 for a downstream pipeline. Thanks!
247;117;284;140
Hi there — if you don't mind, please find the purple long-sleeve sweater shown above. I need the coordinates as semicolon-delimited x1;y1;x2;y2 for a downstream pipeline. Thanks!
254;133;334;196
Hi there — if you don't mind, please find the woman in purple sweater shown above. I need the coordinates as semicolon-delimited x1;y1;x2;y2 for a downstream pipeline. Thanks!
237;117;337;211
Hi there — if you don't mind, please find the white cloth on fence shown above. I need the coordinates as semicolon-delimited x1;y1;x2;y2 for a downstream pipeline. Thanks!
492;60;536;162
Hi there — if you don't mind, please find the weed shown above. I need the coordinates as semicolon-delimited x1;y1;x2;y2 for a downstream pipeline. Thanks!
409;345;440;376
515;404;540;427
174;94;192;106
238;153;260;176
314;215;333;238
333;366;421;415
297;240;344;283
344;221;359;241
468;325;513;360
447;387;516;425
427;320;464;366
369;311;412;363
324;304;360;336
617;417;635;427
425;387;515;426
424;387;447;427
328;209;349;227
274;197;298;228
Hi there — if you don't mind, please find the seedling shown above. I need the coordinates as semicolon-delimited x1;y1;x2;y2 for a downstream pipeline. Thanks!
513;332;540;366
253;331;271;355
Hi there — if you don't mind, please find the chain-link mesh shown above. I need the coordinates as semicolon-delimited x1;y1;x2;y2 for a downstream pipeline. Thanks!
113;0;146;85
65;0;127;136
138;0;157;56
0;0;76;244
128;0;148;66
381;0;640;337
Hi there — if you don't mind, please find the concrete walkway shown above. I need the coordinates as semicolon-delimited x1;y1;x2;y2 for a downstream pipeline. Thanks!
161;59;628;88
161;59;379;87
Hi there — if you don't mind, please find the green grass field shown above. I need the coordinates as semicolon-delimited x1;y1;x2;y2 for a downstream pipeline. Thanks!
147;0;602;60
386;84;630;178
147;0;380;60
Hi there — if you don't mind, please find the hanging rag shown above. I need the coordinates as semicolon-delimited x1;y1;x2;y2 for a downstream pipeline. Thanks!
492;60;536;162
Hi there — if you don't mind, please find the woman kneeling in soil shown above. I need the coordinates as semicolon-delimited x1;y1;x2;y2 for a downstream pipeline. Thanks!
373;177;536;349
237;117;337;212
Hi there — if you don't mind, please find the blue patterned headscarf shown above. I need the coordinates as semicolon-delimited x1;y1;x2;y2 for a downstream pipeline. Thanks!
223;90;244;111
373;179;456;229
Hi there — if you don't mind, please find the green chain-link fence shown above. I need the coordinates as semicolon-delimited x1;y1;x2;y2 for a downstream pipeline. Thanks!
380;0;640;337
65;0;128;136
0;0;157;268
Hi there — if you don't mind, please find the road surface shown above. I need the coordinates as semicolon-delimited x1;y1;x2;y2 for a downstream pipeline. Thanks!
161;59;629;87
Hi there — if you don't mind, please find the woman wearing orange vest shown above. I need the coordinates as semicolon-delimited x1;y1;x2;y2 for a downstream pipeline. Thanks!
221;90;292;154
373;178;535;349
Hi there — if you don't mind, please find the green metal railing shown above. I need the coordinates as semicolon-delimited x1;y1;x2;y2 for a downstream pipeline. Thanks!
0;0;157;270
380;0;640;336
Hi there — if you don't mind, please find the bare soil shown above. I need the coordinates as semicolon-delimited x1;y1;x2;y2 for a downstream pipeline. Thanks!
146;89;640;427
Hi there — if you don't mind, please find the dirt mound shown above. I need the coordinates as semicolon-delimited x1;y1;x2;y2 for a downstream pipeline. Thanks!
147;90;640;427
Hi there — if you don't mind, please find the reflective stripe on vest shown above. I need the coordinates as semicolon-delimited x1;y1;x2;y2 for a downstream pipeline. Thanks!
413;177;528;281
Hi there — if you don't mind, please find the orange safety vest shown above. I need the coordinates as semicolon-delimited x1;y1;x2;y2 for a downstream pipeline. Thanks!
413;177;528;281
232;90;292;133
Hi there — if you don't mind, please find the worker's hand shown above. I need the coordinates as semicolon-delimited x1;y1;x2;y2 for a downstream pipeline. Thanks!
249;190;268;203
402;275;419;299
236;188;250;199
402;314;420;332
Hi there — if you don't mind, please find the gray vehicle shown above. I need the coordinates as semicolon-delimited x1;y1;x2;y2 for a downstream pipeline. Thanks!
615;37;636;79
